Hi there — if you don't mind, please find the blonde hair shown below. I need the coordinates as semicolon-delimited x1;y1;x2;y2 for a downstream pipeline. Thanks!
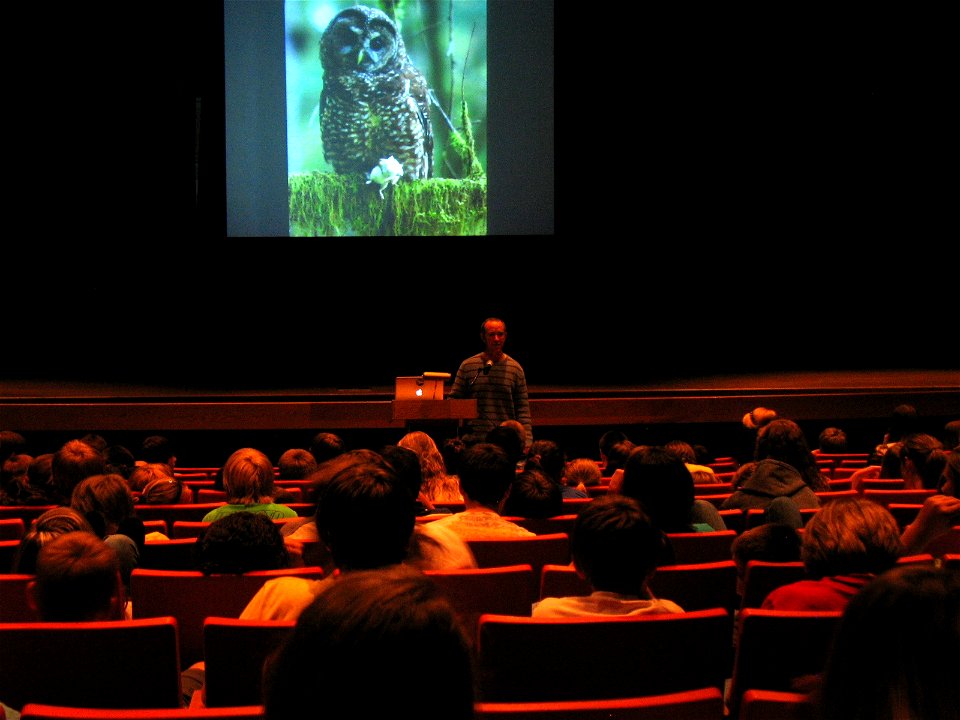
222;448;276;505
398;431;462;504
801;497;902;579
564;458;603;487
128;463;175;492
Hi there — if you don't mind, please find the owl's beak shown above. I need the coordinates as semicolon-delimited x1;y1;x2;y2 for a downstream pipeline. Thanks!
357;49;365;65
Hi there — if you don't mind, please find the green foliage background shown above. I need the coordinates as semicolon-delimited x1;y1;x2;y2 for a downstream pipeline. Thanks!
285;0;487;180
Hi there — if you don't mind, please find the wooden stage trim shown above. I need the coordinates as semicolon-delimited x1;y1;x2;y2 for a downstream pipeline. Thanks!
2;381;957;432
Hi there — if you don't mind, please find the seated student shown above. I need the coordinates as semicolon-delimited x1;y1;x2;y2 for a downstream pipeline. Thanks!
501;466;564;519
262;564;475;720
26;530;127;622
201;448;298;523
730;521;803;597
427;443;535;539
128;463;190;504
564;457;603;490
899;449;960;554
195;512;291;575
277;448;318;480
12;506;96;574
761;497;902;611
815;426;848;454
528;439;588;499
814;564;960;720
533;495;683;617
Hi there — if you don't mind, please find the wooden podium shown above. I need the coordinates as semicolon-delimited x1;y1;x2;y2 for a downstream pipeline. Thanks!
391;399;477;435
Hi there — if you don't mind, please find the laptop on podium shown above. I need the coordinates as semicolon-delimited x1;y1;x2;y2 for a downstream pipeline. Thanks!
394;372;450;401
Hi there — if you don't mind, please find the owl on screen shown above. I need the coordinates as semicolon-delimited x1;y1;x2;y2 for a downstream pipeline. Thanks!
319;5;433;181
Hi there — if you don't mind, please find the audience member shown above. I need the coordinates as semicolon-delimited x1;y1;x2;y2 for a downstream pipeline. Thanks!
449;317;533;451
737;406;779;464
397;430;463;506
721;457;821;516
900;491;960;556
485;425;527;470
0;453;48;505
760;496;902;611
277;448;317;480
427;443;535;539
195;512;290;574
128;463;189;504
943;419;960;451
815;427;848;454
380;443;433;515
262;564;475;720
201;448;298;523
894;432;947;489
440;437;466;478
103;444;137;479
27;453;56;503
871;403;920;465
51;438;107;504
815;564;960;720
528;438;587;499
25;530;126;622
533;495;683;617
618;445;727;536
563;457;603;489
501;466;563;519
139;434;177;472
70;473;145;589
730;522;802;596
599;432;635;480
12;506;96;574
664;439;717;480
79;433;109;456
0;430;28;460
308;431;346;465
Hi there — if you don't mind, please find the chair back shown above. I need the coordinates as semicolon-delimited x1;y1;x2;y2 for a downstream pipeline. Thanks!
649;560;739;613
140;537;200;570
666;530;737;564
509;514;578;537
475;608;733;702
474;687;726;720
202;618;295;708
862;488;938;507
130;566;324;667
424;564;537;638
739;689;815;720
0;573;37;622
739;561;807;610
0;617;182;709
0;539;21;573
539;564;590;600
466;533;571;576
0;517;26;540
20;706;266;720
728;608;842;719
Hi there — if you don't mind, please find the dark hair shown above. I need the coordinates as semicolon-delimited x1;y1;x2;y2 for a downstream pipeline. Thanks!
456;443;515;509
571;495;665;596
103;445;137;479
501;468;563;519
663;440;698;464
899;433;947;489
315;459;415;570
817;427;848;453
141;435;175;465
264;564;474;720
755;419;830;491
379;444;424;500
196;512;289;574
31;531;122;621
52;439;107;502
620;446;696;532
528;439;565;482
485;426;525;467
817;565;960;720
309;432;346;464
277;448;318;480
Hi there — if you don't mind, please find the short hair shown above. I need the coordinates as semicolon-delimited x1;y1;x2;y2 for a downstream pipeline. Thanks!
52;439;107;501
456;443;515;509
0;430;28;460
819;565;960;720
620;446;696;532
315;459;415;571
663;440;698;464
564;458;603;487
379;444;424;500
13;507;95;574
263;564;474;720
598;430;629;458
731;523;802;577
104;445;136;479
800;497;902;579
277;448;318;480
196;512;290;574
140;435;175;465
128;463;175;492
571;495;665;596
309;432;346;464
818;427;848;453
485;426;525;466
480;317;506;335
31;531;122;621
71;473;136;534
304;448;385;506
501;468;563;519
222;448;276;504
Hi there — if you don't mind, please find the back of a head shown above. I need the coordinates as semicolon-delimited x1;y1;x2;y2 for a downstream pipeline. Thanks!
598;430;629;458
565;457;603;487
70;473;136;535
731;523;802;575
501;468;563;519
304;448;384;505
800;497;902;579
263;564;474;720
196;512;289;574
0;430;28;461
818;565;960;720
13;506;95;574
620;445;695;532
899;433;947;489
663;440;697;464
528;439;565;482
315;459;415;571
755;418;811;463
140;435;174;466
128;463;175;492
397;431;446;480
485;426;525;467
222;448;276;504
379;444;424;499
52;439;107;502
29;531;123;621
743;407;778;431
818;427;848;453
277;448;318;480
572;495;664;596
456;443;515;509
309;431;346;464
440;437;466;476
103;445;136;479
887;404;919;443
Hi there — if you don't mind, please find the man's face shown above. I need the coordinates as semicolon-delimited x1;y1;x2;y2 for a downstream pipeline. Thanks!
483;321;507;355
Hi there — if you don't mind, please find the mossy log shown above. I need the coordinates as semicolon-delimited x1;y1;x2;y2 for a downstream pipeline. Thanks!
289;172;486;236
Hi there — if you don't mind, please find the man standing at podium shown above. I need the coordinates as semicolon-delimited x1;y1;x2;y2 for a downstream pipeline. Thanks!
450;317;533;451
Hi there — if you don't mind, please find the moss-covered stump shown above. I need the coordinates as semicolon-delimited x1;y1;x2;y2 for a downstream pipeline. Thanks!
289;172;486;236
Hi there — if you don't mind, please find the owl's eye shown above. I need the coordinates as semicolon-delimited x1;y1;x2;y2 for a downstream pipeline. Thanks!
369;35;385;52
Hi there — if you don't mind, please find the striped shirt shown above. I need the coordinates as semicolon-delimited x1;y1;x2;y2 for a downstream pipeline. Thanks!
450;353;533;447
